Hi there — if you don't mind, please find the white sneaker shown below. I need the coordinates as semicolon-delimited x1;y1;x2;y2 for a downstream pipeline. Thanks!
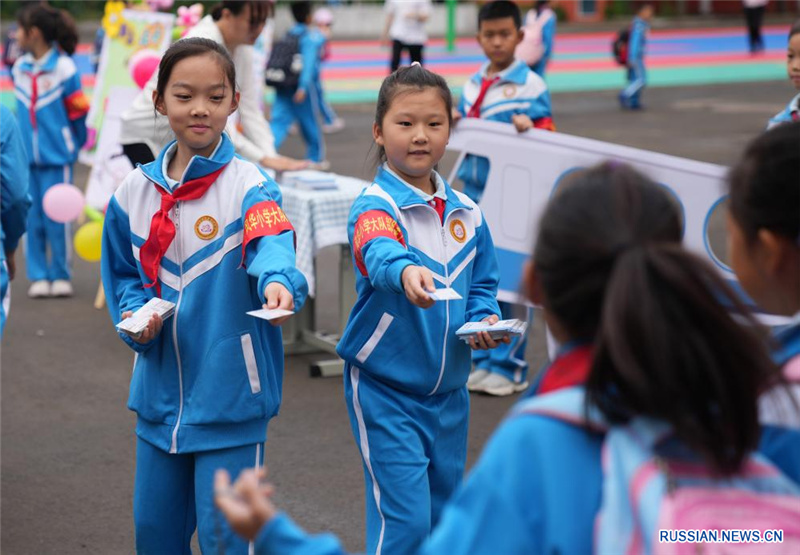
50;280;73;297
28;280;51;298
466;369;490;392
322;118;346;134
480;373;529;397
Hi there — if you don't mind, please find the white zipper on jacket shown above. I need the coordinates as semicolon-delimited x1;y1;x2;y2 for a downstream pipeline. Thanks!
426;204;452;396
168;163;191;454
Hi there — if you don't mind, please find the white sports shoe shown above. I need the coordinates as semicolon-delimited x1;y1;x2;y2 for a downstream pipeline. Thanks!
28;280;50;298
480;372;529;397
322;118;346;134
466;369;490;392
50;280;74;298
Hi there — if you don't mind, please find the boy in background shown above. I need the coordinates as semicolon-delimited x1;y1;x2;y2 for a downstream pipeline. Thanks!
620;3;653;110
454;0;555;396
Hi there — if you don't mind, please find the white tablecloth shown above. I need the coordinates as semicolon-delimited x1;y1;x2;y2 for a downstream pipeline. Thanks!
280;174;370;297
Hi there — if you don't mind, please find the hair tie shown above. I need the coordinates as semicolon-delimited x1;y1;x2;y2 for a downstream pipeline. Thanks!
410;61;422;68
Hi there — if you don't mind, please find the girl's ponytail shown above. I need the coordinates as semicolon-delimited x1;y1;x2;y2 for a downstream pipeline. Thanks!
16;4;78;56
588;244;773;475
55;8;78;56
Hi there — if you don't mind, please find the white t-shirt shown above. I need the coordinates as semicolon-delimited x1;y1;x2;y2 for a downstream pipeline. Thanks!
386;0;432;45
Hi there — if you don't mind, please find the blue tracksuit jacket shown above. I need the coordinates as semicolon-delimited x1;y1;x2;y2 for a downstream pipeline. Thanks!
0;105;32;335
335;165;501;395
11;47;88;166
767;93;800;129
101;133;308;454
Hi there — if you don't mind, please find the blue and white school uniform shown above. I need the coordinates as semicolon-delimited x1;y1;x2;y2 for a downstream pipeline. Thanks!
12;47;88;283
767;93;800;129
271;23;325;162
456;59;553;387
529;7;557;78
620;16;649;109
760;314;800;430
101;133;307;554
0;105;31;336
252;345;800;555
335;165;500;554
312;34;339;126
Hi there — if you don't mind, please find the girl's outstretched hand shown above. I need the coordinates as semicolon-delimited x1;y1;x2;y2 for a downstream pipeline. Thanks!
401;265;435;309
214;467;277;543
468;314;511;351
121;311;162;344
264;282;295;326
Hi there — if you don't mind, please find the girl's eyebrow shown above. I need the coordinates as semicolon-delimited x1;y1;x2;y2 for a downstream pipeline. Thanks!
170;82;227;90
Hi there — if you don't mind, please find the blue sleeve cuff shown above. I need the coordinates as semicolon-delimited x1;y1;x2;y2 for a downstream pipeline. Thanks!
386;259;415;295
255;512;345;555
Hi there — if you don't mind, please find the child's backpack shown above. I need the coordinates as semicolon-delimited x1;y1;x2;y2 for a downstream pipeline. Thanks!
612;28;630;65
515;8;554;66
516;387;800;554
265;32;303;91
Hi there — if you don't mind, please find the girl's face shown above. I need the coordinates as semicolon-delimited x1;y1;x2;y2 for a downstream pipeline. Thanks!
15;25;34;52
788;34;800;90
373;87;450;190
154;54;239;159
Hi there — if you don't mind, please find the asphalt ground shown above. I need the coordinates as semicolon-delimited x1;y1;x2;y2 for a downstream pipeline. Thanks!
2;79;794;553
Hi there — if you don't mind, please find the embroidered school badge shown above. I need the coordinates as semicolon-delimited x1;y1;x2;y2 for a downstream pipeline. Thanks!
450;219;467;243
503;84;518;99
194;215;218;240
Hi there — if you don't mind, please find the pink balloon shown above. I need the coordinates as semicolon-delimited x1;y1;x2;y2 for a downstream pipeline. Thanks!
43;184;85;223
129;50;161;89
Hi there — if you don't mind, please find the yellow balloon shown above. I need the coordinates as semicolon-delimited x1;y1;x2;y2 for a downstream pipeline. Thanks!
74;221;103;262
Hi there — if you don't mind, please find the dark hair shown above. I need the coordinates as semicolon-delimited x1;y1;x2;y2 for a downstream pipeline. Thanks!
210;1;271;26
478;0;521;30
291;1;313;24
372;64;453;165
728;122;800;243
789;18;800;40
17;3;78;56
534;163;778;476
154;38;237;106
536;1;551;14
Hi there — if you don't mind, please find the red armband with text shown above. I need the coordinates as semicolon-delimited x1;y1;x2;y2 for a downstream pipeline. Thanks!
65;90;90;121
353;210;406;276
240;200;295;266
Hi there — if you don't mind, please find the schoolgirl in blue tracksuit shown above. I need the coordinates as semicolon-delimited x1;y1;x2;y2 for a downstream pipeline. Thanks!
334;64;502;554
619;4;653;110
101;38;307;554
0;105;31;336
767;21;800;128
11;4;88;297
270;2;325;163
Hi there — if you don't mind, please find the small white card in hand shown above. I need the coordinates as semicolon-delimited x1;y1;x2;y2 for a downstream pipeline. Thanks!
247;308;295;321
456;319;528;342
116;297;175;338
428;288;462;301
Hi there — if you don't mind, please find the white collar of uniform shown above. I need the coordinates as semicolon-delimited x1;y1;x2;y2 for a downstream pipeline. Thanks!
161;139;224;191
479;58;521;82
32;47;55;71
383;162;447;202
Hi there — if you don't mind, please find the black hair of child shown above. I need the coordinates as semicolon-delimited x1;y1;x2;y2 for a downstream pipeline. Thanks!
154;37;237;107
728;121;800;243
789;18;800;40
478;0;522;30
210;1;271;26
371;64;453;167
17;3;78;56
534;162;778;476
291;2;313;24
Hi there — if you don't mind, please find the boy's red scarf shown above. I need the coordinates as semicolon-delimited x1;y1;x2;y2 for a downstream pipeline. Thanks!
140;165;227;295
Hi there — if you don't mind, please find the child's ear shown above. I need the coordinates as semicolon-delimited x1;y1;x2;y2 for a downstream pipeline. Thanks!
759;228;795;277
523;260;544;305
152;90;167;116
229;90;241;115
372;122;384;146
514;28;524;47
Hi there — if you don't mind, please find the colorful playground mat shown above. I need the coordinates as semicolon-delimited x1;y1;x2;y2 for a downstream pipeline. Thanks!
1;24;789;109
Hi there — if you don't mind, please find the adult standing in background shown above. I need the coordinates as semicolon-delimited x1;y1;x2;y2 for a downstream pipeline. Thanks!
383;0;432;72
119;1;307;172
743;0;768;53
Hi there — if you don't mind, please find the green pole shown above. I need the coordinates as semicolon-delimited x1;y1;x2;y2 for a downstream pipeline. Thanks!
446;0;457;52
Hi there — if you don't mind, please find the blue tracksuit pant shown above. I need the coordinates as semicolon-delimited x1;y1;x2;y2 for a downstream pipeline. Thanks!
472;303;532;383
344;364;469;555
621;60;646;108
133;436;265;555
26;165;71;282
311;79;338;126
271;89;325;162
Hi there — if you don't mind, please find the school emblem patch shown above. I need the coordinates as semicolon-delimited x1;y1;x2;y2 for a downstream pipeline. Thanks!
503;84;518;99
450;219;467;243
194;215;218;240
